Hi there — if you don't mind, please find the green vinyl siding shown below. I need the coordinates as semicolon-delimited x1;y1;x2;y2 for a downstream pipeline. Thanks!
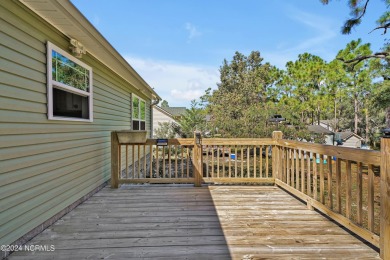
0;0;153;247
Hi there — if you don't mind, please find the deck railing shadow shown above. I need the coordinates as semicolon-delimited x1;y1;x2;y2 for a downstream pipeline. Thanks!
111;130;390;259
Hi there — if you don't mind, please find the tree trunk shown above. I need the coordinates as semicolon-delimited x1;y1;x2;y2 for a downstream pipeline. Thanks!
311;111;314;125
365;105;369;144
317;104;320;125
354;95;358;134
334;98;338;132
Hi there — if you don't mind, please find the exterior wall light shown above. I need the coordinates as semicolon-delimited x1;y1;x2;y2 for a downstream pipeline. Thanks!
69;39;86;58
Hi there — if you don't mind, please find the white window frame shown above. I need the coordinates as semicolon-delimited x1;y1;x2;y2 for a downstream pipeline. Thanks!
132;94;146;130
47;41;93;122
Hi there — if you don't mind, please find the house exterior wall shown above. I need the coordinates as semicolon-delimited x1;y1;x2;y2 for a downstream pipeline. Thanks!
324;135;334;146
152;107;178;135
319;122;335;132
0;0;152;247
339;136;362;148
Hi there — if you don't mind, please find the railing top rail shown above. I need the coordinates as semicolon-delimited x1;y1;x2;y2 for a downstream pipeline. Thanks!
145;138;194;146
277;139;381;166
202;138;275;146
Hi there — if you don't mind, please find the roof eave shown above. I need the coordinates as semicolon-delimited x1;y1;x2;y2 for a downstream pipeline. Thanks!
19;0;161;101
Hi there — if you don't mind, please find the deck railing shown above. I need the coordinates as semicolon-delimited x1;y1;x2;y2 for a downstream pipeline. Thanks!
275;138;381;247
201;138;275;184
111;134;195;186
111;130;389;259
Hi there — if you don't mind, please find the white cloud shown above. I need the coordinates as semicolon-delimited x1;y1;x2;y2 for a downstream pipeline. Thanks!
288;9;337;52
171;89;205;101
125;56;219;107
264;7;338;68
185;23;202;42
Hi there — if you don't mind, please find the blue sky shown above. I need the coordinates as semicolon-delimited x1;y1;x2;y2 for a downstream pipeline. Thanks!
71;0;385;107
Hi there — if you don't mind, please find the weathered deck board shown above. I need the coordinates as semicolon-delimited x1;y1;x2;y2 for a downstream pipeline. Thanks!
9;185;379;259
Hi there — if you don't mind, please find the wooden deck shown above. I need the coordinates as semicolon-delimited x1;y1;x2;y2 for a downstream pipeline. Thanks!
9;185;380;259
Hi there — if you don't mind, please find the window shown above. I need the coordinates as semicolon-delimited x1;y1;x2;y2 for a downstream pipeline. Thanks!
47;42;93;122
132;95;146;130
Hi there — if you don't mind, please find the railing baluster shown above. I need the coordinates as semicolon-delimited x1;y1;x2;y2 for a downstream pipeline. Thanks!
186;147;190;178
118;145;122;179
132;144;135;179
320;154;325;204
286;148;290;185
211;146;215;178
295;149;300;190
247;147;250;178
254;146;257;178
357;162;363;225
235;146;238;178
229;147;232;178
175;145;178;178
241;146;244;177
126;144;129;179
181;146;184;177
301;150;305;193
327;156;333;209
265;146;269;178
336;157;341;213
162;146;166;178
206;145;209;178
138;144;141;178
368;164;374;232
307;151;311;196
313;153;318;201
346;160;352;218
217;146;220;178
291;149;295;188
168;145;171;178
260;146;263;178
150;144;153;178
143;145;147;178
223;146;226;177
284;147;287;183
156;145;159;178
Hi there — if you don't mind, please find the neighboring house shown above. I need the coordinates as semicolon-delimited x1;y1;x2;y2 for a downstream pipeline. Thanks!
161;107;186;121
0;0;160;251
307;125;335;145
319;119;338;132
152;106;180;135
335;131;365;148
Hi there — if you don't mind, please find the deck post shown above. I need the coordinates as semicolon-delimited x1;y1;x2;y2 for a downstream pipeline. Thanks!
272;131;283;181
380;135;390;259
193;131;203;187
111;131;119;188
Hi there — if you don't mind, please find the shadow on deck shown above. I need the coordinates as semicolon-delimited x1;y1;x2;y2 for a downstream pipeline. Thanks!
9;185;380;259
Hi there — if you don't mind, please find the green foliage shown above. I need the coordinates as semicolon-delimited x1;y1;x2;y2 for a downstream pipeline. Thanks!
371;81;390;110
160;100;169;108
207;51;312;139
336;39;375;134
179;100;207;138
154;122;180;138
320;0;390;132
283;53;327;125
52;51;90;91
321;0;389;35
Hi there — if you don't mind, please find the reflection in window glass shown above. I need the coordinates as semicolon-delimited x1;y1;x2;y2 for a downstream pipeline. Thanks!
132;96;139;119
52;50;90;92
132;95;146;131
140;100;146;120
